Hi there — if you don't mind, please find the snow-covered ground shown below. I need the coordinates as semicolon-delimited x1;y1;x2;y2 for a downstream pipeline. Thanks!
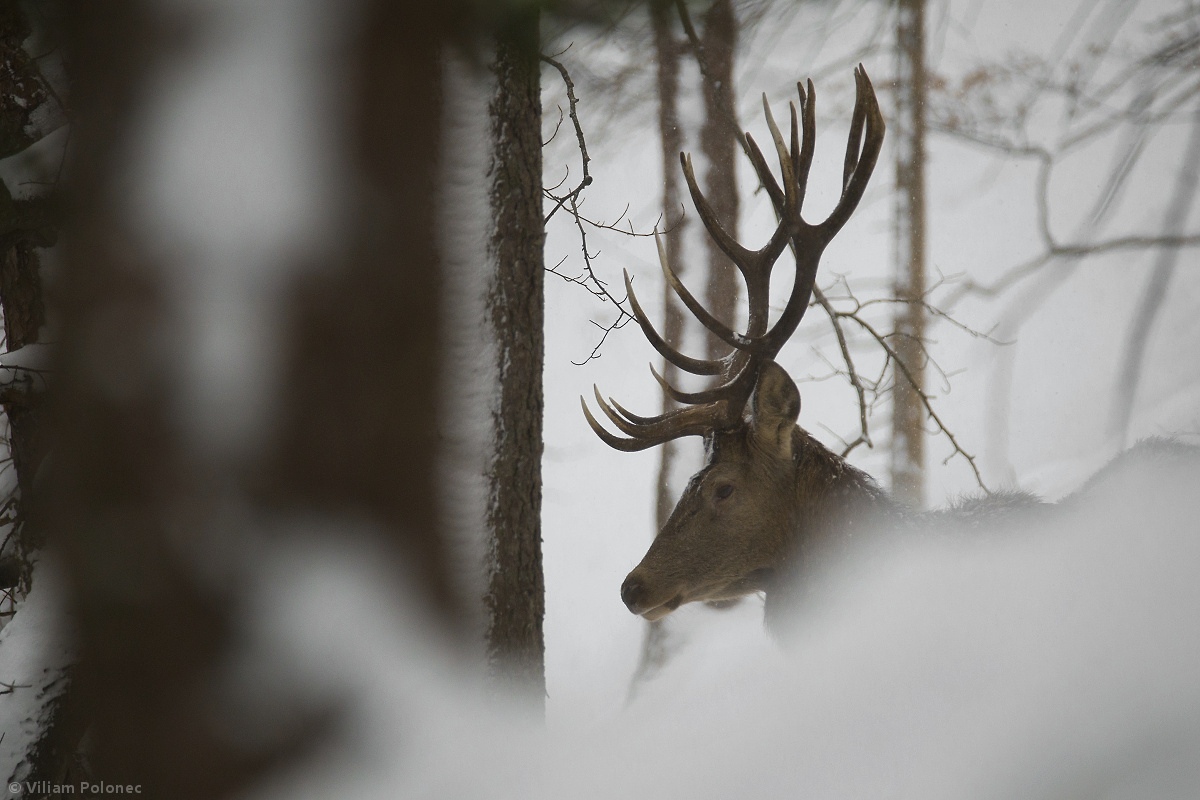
243;440;1200;800
0;564;72;783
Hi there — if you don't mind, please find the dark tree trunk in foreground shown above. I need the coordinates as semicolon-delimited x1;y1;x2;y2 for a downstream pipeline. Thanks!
42;2;463;796
891;0;928;508
0;0;58;587
50;4;269;795
0;1;69;785
272;2;462;620
483;9;546;703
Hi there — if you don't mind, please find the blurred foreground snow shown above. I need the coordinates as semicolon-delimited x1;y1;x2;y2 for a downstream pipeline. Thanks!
241;448;1200;800
0;565;72;783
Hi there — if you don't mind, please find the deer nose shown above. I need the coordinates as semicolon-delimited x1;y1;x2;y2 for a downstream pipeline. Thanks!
621;574;647;613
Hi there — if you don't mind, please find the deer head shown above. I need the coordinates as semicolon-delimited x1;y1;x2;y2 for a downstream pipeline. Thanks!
582;66;885;621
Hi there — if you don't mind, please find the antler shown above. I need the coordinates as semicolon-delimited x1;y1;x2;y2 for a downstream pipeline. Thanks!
584;65;885;452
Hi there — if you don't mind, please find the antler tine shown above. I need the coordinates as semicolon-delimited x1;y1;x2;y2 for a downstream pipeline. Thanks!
753;82;815;221
624;268;722;376
819;64;885;240
788;101;803;211
650;362;717;406
583;387;739;451
796;79;816;205
649;360;758;406
790;92;800;168
764;68;881;357
602;392;661;426
591;382;723;429
591;386;650;437
744;132;784;210
761;95;797;214
841;70;866;191
581;397;659;452
679;154;758;271
656;226;783;354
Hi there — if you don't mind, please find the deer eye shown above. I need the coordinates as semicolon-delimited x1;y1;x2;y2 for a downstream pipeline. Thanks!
715;483;735;500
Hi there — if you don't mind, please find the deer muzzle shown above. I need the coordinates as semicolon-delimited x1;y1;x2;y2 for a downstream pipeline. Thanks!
621;571;683;619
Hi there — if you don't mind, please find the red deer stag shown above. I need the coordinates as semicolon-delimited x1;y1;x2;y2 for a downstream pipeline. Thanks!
582;65;1200;630
582;66;901;627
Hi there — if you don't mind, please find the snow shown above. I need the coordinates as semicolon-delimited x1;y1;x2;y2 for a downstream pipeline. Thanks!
0;562;73;784
0;344;52;397
438;51;503;646
23;98;66;145
240;444;1200;799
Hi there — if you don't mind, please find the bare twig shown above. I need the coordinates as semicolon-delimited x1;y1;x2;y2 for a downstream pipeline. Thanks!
542;52;663;364
811;286;872;457
846;313;989;491
541;54;593;224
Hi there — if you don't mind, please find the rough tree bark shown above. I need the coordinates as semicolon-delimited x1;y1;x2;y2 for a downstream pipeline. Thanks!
891;0;927;508
483;8;546;703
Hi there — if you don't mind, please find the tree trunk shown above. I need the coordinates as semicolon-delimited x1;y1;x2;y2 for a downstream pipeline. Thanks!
651;0;688;535
890;0;927;508
41;2;463;794
634;0;741;697
699;0;739;359
0;2;70;785
483;9;546;704
48;5;260;794
1110;102;1200;444
0;0;60;587
631;0;688;697
271;2;462;620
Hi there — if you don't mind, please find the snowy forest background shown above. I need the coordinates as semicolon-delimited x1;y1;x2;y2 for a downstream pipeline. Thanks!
0;0;1199;797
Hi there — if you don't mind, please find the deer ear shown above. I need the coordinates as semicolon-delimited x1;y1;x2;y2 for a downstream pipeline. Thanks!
749;360;800;458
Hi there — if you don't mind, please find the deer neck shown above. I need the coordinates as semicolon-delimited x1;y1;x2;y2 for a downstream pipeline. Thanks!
763;427;895;627
789;426;894;538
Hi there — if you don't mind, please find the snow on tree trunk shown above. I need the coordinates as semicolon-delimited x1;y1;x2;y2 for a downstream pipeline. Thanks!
891;0;928;509
483;11;546;705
